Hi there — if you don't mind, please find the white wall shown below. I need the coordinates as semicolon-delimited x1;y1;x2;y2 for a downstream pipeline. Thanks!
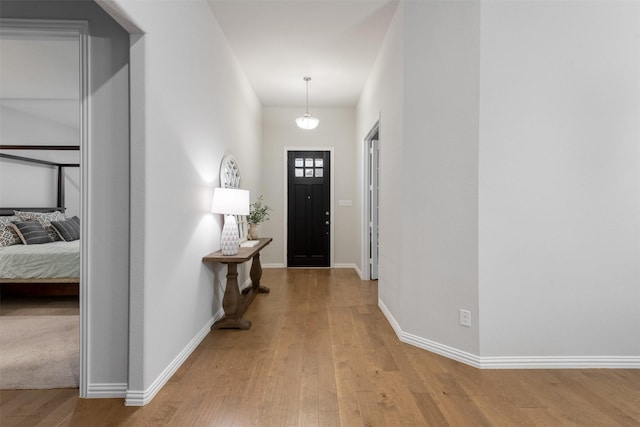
356;2;404;321
401;0;480;356
0;37;79;144
108;0;262;403
0;31;81;216
361;0;639;366
478;1;640;359
358;1;481;357
86;6;130;392
261;107;358;269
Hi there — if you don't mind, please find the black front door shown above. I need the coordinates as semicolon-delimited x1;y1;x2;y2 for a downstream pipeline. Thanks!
287;151;330;267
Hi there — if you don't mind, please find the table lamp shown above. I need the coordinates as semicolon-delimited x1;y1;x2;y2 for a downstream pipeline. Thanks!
211;187;250;255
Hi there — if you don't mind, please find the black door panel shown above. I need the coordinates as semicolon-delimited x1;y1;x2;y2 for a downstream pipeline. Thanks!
287;151;330;267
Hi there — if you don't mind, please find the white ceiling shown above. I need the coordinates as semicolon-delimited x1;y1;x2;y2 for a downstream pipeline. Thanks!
207;0;399;107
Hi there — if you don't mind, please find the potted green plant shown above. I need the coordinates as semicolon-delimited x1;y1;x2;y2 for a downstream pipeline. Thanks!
247;195;271;240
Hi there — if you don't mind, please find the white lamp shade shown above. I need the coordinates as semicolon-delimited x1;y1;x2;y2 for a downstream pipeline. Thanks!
295;114;319;130
210;188;250;215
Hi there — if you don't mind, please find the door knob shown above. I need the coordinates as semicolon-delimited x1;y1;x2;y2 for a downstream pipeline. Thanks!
325;221;330;225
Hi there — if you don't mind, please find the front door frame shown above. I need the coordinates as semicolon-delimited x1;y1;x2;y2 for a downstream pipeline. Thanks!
284;147;334;267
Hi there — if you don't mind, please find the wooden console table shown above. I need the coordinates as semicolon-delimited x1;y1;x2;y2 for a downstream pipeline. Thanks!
202;237;272;330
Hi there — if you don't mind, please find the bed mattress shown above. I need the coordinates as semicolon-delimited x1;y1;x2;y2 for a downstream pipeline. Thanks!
0;241;79;280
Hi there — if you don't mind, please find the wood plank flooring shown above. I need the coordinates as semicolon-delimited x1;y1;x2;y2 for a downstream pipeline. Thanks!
2;268;639;426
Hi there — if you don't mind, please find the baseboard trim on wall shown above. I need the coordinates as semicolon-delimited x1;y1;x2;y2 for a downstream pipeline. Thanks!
262;263;363;278
263;263;286;268
333;263;363;278
402;331;482;368
378;298;402;337
378;299;482;368
479;356;640;369
355;266;364;280
86;382;128;398
333;263;355;269
124;308;225;406
378;299;640;370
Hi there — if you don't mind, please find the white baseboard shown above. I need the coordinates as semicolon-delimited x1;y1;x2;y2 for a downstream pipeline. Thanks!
401;330;481;368
378;299;640;370
479;356;640;369
355;265;363;279
333;263;363;278
86;382;127;398
378;298;402;337
262;264;362;277
262;263;285;268
124;308;225;406
378;299;479;367
263;262;363;278
333;263;355;269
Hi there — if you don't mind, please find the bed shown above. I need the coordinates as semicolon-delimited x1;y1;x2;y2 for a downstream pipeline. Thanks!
0;239;80;283
0;145;80;295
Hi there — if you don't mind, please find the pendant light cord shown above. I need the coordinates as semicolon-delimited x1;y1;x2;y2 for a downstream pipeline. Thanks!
304;76;311;115
296;76;319;129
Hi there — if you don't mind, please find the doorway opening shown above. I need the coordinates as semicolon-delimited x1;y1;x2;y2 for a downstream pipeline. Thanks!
364;122;380;280
0;19;88;394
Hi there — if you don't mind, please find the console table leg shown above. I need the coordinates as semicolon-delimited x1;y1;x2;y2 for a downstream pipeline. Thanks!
213;263;251;330
250;252;270;294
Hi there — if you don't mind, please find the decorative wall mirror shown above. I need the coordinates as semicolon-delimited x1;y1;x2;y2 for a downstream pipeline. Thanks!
220;154;248;240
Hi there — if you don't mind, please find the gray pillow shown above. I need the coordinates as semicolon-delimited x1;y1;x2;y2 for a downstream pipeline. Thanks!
11;221;55;245
50;216;80;241
14;210;66;241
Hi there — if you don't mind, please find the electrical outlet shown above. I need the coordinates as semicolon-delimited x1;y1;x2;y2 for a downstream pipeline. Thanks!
459;309;471;327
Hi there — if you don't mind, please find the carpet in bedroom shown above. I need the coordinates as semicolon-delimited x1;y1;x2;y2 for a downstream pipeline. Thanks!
0;296;79;390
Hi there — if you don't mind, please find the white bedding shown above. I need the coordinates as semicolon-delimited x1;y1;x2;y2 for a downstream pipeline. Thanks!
0;241;79;280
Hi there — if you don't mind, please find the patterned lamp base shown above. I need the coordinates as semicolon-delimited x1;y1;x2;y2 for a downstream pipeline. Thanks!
220;215;240;255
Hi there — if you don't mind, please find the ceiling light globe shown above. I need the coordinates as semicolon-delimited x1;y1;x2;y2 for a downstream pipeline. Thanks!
295;114;319;130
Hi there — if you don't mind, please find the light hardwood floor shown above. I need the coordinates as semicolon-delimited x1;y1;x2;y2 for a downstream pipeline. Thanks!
2;268;639;426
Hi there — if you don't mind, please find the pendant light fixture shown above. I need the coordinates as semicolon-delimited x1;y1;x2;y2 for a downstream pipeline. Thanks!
295;76;319;130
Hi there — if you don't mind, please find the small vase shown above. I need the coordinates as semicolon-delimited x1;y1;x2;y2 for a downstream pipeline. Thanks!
247;224;259;240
